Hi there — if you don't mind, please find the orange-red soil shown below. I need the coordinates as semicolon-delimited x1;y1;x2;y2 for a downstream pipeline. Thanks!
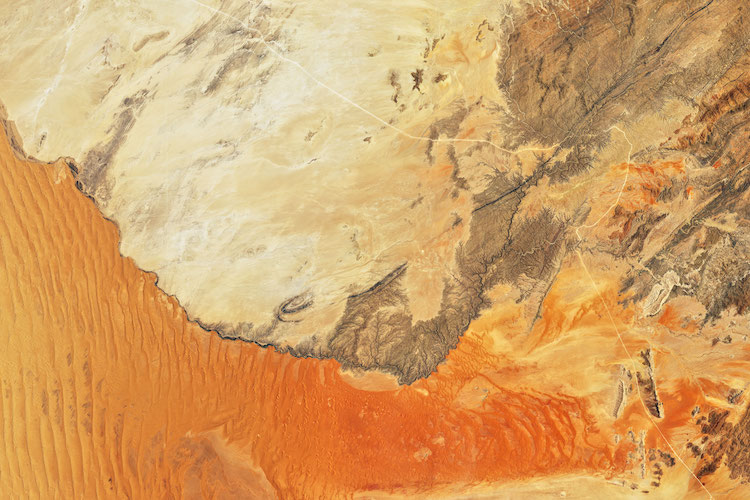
0;121;629;497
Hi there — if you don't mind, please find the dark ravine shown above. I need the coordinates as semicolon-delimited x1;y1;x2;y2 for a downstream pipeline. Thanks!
318;0;750;384
79;90;150;204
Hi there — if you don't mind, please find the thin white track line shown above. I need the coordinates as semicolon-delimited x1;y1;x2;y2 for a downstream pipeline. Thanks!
574;126;713;499
183;0;560;156
32;0;89;139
